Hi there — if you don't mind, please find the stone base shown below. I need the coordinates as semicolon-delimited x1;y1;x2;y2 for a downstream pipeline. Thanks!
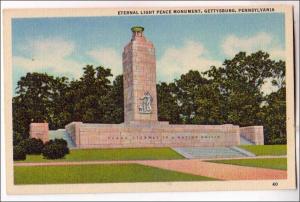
65;121;247;148
240;126;264;145
29;123;49;143
29;121;264;148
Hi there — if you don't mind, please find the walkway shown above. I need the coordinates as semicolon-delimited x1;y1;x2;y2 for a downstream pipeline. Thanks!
138;159;287;180
14;158;287;181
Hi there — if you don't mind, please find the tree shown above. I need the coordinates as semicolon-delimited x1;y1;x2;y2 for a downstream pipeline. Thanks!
12;51;286;145
105;75;124;123
203;51;286;143
68;65;115;123
13;73;65;139
174;70;210;124
157;82;181;124
47;76;71;129
13;146;26;161
158;51;286;144
204;51;277;126
13;132;23;146
262;87;286;144
192;81;226;124
12;65;125;142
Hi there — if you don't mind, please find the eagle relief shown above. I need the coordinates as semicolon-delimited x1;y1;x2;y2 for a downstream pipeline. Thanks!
139;91;153;114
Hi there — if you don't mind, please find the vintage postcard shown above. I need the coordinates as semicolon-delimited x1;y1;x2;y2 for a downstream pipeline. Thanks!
3;4;296;195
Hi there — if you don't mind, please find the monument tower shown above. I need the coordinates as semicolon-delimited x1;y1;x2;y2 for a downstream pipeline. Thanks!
122;26;158;123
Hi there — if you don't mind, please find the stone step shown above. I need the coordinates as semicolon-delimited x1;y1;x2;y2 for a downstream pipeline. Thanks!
172;147;249;159
49;130;76;148
240;136;255;145
231;146;256;157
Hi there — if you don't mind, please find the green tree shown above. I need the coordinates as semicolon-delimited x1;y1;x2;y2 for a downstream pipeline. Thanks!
262;87;286;144
67;65;120;123
174;70;210;124
12;51;286;145
47;76;71;129
157;82;181;124
204;51;277;126
105;75;124;123
13;72;65;139
71;65;98;122
204;51;286;143
192;81;226;124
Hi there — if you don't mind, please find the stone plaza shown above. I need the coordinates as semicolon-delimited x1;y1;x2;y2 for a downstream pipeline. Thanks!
30;26;264;149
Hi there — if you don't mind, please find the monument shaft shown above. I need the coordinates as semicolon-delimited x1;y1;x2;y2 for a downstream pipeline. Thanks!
122;27;158;123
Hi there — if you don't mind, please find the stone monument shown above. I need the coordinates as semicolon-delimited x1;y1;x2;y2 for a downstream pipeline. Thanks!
123;26;158;123
30;26;264;148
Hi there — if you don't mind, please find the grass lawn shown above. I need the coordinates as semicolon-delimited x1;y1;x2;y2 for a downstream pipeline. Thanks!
14;163;215;184
16;148;184;163
207;158;287;170
238;145;287;156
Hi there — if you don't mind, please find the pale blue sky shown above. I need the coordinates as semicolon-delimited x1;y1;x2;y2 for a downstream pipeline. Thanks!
12;13;285;94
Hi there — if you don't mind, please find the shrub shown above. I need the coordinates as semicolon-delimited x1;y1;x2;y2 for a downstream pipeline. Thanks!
13;146;26;161
42;139;69;159
17;140;27;150
53;139;69;154
53;138;67;146
272;138;287;145
13;132;23;146
18;138;44;154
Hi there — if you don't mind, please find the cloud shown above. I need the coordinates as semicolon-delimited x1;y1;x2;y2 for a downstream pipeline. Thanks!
157;40;221;82
13;38;84;79
221;32;285;60
87;48;122;77
268;49;285;59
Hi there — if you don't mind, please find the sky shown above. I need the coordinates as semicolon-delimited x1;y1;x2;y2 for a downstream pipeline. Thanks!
12;13;285;95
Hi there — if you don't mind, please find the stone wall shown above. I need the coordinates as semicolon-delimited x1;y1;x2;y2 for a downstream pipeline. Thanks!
29;123;49;143
65;122;82;146
240;126;264;145
65;121;241;148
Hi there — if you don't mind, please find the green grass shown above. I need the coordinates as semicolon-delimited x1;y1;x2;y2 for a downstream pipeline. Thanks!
208;158;287;170
14;163;216;184
16;148;184;163
238;145;287;156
